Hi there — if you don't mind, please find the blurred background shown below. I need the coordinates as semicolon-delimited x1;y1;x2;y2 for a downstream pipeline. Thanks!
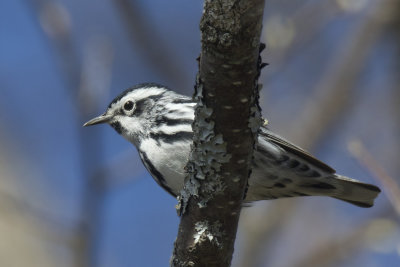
0;0;399;266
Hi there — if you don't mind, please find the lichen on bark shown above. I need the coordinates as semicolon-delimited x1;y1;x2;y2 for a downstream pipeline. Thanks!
177;75;232;215
171;0;266;266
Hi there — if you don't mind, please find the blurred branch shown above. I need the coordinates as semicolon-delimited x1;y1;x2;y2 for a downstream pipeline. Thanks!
282;3;399;267
285;0;389;148
238;2;396;266
25;1;115;267
291;206;396;267
390;0;400;175
32;0;81;91
348;140;400;215
114;0;192;89
0;178;86;260
0;187;74;234
265;0;340;78
236;200;296;267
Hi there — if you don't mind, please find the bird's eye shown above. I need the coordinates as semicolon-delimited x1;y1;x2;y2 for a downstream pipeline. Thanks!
124;101;134;111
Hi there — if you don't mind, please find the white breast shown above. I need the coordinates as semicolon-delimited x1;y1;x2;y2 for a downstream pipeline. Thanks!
139;138;190;194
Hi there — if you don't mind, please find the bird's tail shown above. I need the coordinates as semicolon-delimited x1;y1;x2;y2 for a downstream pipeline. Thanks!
331;175;381;208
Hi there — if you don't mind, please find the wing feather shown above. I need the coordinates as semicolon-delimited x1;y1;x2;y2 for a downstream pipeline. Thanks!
259;127;336;173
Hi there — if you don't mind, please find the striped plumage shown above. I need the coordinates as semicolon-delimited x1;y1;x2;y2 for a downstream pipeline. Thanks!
84;83;381;207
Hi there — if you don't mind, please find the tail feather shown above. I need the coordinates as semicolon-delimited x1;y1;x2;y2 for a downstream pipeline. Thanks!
331;175;381;208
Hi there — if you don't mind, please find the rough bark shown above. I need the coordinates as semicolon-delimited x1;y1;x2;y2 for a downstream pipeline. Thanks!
171;1;265;266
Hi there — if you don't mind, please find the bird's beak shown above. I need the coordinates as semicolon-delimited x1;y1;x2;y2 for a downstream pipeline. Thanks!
83;113;113;127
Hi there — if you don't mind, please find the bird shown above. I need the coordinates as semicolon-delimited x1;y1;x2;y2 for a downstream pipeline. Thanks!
83;83;381;207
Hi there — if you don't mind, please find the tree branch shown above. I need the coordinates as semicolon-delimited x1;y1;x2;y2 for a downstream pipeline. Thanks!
171;1;265;266
114;0;192;89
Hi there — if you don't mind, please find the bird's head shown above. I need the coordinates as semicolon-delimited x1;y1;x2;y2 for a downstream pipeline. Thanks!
83;83;170;145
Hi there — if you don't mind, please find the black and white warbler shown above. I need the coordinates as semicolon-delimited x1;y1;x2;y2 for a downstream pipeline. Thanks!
84;83;380;207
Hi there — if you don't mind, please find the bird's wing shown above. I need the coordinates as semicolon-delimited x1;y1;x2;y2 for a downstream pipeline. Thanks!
245;127;380;207
258;127;336;173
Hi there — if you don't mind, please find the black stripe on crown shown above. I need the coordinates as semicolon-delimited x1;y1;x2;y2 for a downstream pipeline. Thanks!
108;83;168;108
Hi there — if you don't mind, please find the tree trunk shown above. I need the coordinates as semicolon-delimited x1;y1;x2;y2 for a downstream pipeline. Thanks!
171;1;265;266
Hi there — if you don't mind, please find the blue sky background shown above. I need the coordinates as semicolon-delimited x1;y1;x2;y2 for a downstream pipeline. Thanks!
1;0;399;267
